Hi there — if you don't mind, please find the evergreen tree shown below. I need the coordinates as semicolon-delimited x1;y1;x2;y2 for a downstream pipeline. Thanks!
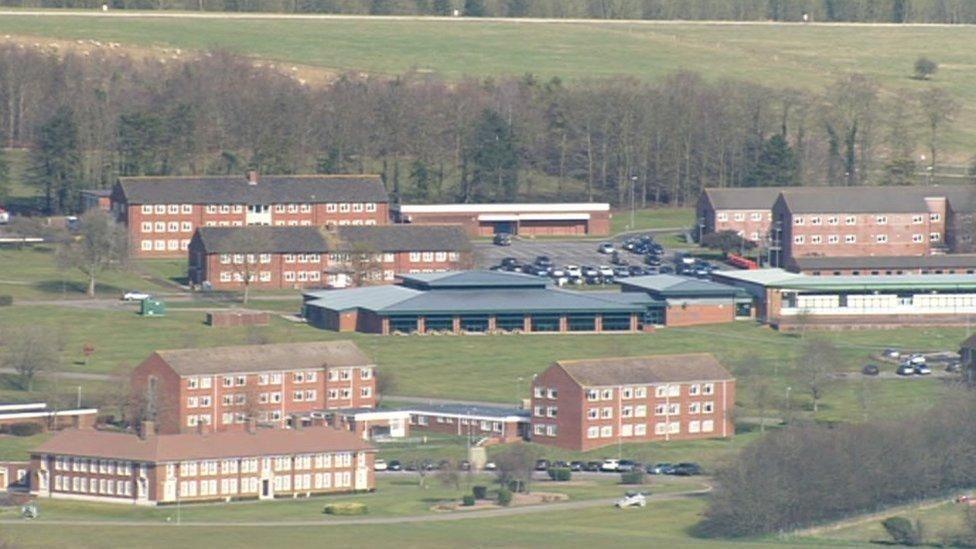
467;109;519;201
506;0;529;17
117;111;165;176
431;0;452;15
744;134;797;187
29;106;81;214
409;158;433;200
0;147;9;204
463;0;484;16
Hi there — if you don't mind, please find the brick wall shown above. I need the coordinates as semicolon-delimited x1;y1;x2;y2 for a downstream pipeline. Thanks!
665;302;736;327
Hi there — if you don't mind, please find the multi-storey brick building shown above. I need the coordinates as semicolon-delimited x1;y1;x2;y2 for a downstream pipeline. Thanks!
130;341;377;435
530;354;735;451
188;224;472;291
111;172;390;258
696;187;789;243
29;422;374;505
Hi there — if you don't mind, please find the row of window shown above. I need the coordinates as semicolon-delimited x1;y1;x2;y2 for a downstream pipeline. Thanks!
53;457;133;475
581;383;715;402
140;239;190;252
407;251;459;262
716;211;767;222
55;475;134;496
140;204;194;215
793;233;939;245
794;213;939;226
142;221;193;233
185;368;371;390
411;415;504;432
579;419;715;439
219;253;274;265
174;453;355;478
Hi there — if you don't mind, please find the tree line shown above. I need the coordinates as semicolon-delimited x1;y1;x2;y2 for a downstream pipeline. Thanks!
7;0;976;24
0;44;959;214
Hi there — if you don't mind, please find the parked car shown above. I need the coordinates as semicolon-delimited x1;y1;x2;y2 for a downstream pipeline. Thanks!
584;461;602;472
122;290;152;301
0;207;9;225
535;255;552;267
946;361;963;373
883;348;901;359
896;363;916;376
552;460;569;469
616;460;637;472
647;463;673;475
600;459;620;472
658;265;674;274
861;364;880;376
614;491;647;508
914;363;932;375
535;459;551;471
598;242;615;254
670;463;702;476
598;265;615;277
373;459;388;471
565;265;582;278
909;354;927;366
581;265;599;277
613;266;631;278
459;460;471;471
627;265;646;276
611;251;625;265
493;233;512;246
387;460;402;471
569;461;585;472
500;257;519;268
483;461;497;471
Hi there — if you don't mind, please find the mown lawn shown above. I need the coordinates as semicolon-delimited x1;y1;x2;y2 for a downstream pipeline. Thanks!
611;207;694;235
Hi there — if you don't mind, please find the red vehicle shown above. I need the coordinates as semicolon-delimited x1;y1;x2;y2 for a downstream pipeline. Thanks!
727;253;758;270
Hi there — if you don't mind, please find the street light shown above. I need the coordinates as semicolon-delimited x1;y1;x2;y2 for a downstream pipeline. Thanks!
630;176;637;231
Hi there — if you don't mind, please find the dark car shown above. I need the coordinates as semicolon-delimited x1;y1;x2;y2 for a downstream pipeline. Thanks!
658;265;674;274
613;266;631;278
387;460;402;472
628;265;646;276
501;257;519;268
569;461;585;472
647;462;673;475
459;460;471;471
861;364;880;376
535;255;552;268
581;265;599;277
947;361;963;373
583;275;604;285
616;460;637;472
645;255;662;266
611;251;625;265
493;233;512;246
552;460;569;469
535;459;551;471
584;461;602;472
671;463;702;476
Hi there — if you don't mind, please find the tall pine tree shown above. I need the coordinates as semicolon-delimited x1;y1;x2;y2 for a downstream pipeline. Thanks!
467;109;519;201
744;134;797;187
29;106;81;214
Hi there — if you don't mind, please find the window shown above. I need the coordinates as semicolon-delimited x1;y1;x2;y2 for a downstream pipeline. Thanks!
222;376;233;388
325;203;337;213
533;424;545;435
931;213;941;222
845;215;856;225
689;420;701;433
546;425;557;436
688;402;700;414
931;232;941;242
876;234;888;243
876;215;887;224
306;390;317;401
827;234;839;244
793;235;804;245
409;252;421;262
689;384;700;396
141;240;152;251
600;426;613;438
155;205;166;214
827;216;839;225
793;216;804;225
141;222;153;233
168;222;179;232
586;408;598;419
913;234;924;243
352;203;364;212
810;235;822;244
219;272;231;283
703;402;715;413
733;212;744;221
422;252;434;262
339;203;350;213
187;396;198;408
219;205;230;214
635;424;647;436
587;426;599;439
635;405;647;418
206;205;217;214
435;251;447;262
601;389;613;400
622;387;633;399
366;203;376;212
703;383;714;395
635;387;647;398
810;216;822;225
702;420;715;433
750;212;762;221
181;204;193;214
716;212;728;222
845;234;856;244
586;389;598;401
142;205;153;214
154;221;166;233
601;407;613;419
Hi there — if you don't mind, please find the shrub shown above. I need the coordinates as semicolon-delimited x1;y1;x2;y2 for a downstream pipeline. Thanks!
472;485;488;499
621;470;646;485
882;516;923;546
7;423;43;437
322;502;368;516
497;488;513;506
547;467;571;481
461;494;476;507
507;479;525;493
0;295;12;307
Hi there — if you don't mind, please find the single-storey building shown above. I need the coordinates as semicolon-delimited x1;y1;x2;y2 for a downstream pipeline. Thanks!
618;275;754;326
322;402;530;444
302;271;646;335
0;402;98;432
713;268;976;330
791;255;976;276
396;203;611;237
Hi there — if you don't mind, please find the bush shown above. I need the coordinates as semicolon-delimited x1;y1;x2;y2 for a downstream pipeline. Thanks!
882;516;923;546
461;494;476;507
507;479;526;493
322;502;368;515
547;467;571;481
0;295;12;307
621;470;646;485
497;488;513;506
6;423;43;437
472;485;487;499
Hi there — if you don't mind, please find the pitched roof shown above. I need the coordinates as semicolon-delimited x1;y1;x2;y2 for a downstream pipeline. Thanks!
153;341;373;376
619;275;746;298
555;353;733;387
113;174;388;205
398;270;548;290
335;225;470;252
304;285;423;311
776;185;976;214
33;426;372;462
702;187;791;210
380;287;645;315
793;255;976;271
193;226;333;253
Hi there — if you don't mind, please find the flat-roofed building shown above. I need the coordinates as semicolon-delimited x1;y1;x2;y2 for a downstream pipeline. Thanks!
0;402;97;432
531;354;735;451
29;422;375;505
397;203;611;237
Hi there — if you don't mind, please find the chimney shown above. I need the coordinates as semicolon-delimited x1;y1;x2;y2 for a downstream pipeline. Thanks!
291;414;303;431
139;420;155;440
247;170;259;185
246;417;257;434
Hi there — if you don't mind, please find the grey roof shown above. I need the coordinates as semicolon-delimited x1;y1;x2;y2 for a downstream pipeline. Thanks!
113;174;388;205
793;255;976;271
305;285;422;312
556;353;733;387
620;275;746;298
702;187;790;210
398;270;549;290
777;186;976;214
713;268;976;290
402;402;530;421
154;341;373;376
584;291;661;306
381;288;645;315
80;189;112;197
336;225;470;252
193;226;332;253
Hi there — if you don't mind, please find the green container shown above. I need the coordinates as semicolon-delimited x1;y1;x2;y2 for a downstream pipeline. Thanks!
140;298;166;316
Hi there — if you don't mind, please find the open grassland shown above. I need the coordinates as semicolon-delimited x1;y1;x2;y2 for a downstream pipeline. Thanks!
811;500;971;546
610;207;694;235
1;15;975;155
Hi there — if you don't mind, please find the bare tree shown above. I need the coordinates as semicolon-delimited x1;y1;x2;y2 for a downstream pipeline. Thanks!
436;459;461;491
918;87;959;173
0;326;60;392
793;337;840;418
219;229;275;304
374;370;397;405
55;210;128;297
493;443;539;493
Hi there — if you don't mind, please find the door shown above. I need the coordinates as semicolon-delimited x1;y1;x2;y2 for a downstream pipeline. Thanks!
355;469;368;490
163;480;176;502
261;478;272;499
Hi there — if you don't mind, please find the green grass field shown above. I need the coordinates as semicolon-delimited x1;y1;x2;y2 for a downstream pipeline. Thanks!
0;15;974;158
610;207;693;235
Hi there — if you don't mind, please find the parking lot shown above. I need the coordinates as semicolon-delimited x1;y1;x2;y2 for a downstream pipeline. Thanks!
474;239;634;270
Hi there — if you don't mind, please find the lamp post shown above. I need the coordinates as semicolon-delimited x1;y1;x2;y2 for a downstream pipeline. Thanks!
630;175;637;231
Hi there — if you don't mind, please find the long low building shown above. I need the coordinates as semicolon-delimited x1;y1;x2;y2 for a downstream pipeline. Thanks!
30;422;375;505
791;255;976;276
396;203;611;237
0;402;98;431
302;271;647;334
713;268;976;330
323;403;530;444
618;275;754;326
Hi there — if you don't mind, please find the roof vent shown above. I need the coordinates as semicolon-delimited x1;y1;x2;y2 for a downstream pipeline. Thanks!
247;170;259;185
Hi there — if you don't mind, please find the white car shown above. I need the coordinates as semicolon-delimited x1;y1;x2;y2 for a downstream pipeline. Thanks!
614;491;647;508
122;291;152;301
598;265;615;277
600;459;620;472
373;459;388;471
914;364;932;375
909;354;926;366
598;242;615;254
0;208;9;224
565;265;582;278
483;461;497;471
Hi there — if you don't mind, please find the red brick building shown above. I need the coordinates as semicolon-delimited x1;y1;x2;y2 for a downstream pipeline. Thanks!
30;422;374;505
188;224;472;291
530;354;735;451
79;189;112;213
111;172;390;258
697;187;788;243
129;341;377;435
397;203;611;237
